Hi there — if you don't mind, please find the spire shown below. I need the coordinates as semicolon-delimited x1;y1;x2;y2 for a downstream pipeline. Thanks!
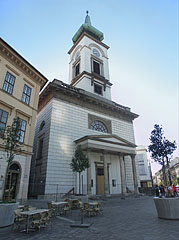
85;10;91;25
72;12;104;43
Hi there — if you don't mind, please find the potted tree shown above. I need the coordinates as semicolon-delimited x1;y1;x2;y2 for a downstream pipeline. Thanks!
70;145;90;195
0;117;23;227
148;124;178;219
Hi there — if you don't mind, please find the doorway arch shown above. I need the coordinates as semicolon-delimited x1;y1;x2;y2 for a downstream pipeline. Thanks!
4;162;21;200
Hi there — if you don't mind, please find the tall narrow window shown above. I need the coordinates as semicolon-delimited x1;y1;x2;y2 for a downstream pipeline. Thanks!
0;109;8;135
21;84;31;104
93;61;100;75
75;63;80;76
17;118;27;143
2;72;15;95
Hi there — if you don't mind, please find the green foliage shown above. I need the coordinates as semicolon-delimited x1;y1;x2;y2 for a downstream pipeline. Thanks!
148;124;177;185
148;124;177;165
1;117;23;165
70;145;90;173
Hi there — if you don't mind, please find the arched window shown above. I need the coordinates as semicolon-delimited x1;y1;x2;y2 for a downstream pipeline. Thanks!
39;121;45;131
90;120;108;133
9;163;20;172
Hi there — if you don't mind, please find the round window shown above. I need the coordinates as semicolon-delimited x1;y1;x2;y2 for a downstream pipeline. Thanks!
90;120;108;133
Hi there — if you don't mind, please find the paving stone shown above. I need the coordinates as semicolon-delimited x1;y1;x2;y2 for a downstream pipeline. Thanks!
0;196;179;239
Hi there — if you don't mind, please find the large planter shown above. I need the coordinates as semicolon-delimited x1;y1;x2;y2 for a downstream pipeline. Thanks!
153;197;179;220
0;202;18;228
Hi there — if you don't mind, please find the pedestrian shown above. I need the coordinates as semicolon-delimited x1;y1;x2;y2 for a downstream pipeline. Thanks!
168;185;173;197
155;185;160;197
159;185;165;197
172;184;177;197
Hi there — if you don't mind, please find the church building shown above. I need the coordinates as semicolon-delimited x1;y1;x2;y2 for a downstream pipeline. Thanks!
29;13;139;198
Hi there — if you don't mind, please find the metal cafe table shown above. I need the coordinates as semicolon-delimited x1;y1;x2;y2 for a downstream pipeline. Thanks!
20;208;49;233
51;201;67;215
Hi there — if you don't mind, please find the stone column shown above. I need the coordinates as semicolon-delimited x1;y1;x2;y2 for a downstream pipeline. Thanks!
119;154;126;195
131;154;139;194
103;153;110;196
87;149;92;195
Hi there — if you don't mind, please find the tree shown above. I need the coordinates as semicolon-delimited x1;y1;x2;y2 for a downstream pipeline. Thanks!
0;117;23;201
148;124;177;186
70;145;90;195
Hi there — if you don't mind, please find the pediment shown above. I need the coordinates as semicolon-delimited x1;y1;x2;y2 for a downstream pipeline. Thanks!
75;134;136;148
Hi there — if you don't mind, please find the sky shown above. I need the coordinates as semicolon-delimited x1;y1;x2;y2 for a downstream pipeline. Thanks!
1;0;178;174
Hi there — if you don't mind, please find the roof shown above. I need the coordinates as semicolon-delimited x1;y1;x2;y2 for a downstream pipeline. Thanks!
0;37;48;90
72;12;104;43
39;79;139;122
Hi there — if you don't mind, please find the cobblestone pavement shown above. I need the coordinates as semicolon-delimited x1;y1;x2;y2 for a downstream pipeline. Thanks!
0;196;179;240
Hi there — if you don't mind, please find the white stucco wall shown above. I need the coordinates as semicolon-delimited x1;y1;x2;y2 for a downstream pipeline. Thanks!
36;97;136;195
136;146;151;183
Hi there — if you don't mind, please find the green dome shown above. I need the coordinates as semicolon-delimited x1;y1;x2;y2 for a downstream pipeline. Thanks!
72;12;104;43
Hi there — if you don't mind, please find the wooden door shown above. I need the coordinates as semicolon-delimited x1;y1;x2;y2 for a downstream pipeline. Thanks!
97;175;104;195
96;166;104;195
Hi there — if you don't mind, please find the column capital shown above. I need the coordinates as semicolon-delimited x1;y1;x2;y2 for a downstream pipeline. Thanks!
119;152;124;157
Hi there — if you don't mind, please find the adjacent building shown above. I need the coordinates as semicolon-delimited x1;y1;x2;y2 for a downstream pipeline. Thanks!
29;13;139;198
153;157;179;186
0;38;47;201
136;146;152;187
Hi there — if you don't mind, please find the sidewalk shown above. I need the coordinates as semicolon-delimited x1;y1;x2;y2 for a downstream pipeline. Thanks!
0;196;178;240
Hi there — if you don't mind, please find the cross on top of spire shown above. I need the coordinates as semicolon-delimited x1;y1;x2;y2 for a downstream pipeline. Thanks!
85;10;91;25
72;11;104;43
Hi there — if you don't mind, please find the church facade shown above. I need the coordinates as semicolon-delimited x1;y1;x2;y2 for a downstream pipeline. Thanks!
29;13;139;197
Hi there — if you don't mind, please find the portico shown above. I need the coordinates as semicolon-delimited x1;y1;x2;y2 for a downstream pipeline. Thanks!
75;134;138;196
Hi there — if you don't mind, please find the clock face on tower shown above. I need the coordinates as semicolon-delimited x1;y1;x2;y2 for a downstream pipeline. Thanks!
92;48;100;58
75;51;80;60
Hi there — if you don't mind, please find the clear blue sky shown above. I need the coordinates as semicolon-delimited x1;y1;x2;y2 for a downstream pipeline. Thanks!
1;0;178;174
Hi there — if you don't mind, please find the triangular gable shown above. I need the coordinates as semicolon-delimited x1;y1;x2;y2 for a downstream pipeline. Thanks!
75;134;136;148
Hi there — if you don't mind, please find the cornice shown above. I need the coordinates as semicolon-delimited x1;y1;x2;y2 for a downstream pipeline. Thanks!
39;80;139;123
71;71;112;87
0;88;38;112
0;38;48;90
68;32;110;55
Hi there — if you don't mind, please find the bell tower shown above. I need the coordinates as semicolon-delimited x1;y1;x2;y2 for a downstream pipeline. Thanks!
68;12;112;100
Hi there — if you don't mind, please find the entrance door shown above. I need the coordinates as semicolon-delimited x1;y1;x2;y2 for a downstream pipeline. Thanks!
4;163;21;201
96;167;104;195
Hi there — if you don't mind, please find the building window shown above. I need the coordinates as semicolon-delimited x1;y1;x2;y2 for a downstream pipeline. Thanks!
94;83;103;95
21;84;31;104
90;120;108;133
75;63;80;76
37;138;44;159
112;180;116;187
17;118;27;143
2;71;15;95
39;120;45;131
97;167;104;176
0;109;8;135
93;60;100;75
